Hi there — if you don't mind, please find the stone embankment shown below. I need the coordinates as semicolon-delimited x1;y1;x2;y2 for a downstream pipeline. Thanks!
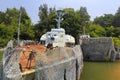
80;37;116;61
35;45;83;80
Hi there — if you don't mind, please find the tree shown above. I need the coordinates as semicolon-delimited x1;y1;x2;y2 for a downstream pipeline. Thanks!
113;15;120;27
113;7;120;27
77;7;90;34
113;36;120;47
88;22;106;37
62;8;82;43
0;7;34;47
5;8;19;25
20;24;34;40
115;7;120;15
0;24;14;47
94;14;114;28
20;7;31;26
38;4;48;21
106;26;115;37
0;11;5;24
34;4;56;40
113;27;120;37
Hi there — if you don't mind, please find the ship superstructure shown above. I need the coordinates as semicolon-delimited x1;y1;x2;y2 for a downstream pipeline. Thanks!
40;10;75;47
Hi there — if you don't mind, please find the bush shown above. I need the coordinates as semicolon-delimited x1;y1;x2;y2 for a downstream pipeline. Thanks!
0;51;3;61
105;56;110;62
0;38;9;47
112;37;120;47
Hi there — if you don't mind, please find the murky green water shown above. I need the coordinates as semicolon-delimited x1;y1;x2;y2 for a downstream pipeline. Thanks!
81;61;120;80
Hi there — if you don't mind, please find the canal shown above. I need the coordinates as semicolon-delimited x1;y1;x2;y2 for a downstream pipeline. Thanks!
81;61;120;80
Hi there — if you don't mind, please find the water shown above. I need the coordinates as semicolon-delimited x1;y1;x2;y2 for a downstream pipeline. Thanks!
81;61;120;80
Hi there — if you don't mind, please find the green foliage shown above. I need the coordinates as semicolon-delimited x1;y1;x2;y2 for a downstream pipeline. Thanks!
77;7;90;35
88;22;106;37
113;27;120;37
0;24;14;47
112;37;120;47
105;56;110;62
94;7;120;28
38;4;48;21
0;7;34;47
62;8;82;43
78;7;90;23
94;14;114;28
106;26;115;37
0;51;3;61
113;14;120;27
20;24;34;40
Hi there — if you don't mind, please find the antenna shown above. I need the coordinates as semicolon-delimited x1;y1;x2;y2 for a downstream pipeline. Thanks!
56;10;64;29
18;7;22;46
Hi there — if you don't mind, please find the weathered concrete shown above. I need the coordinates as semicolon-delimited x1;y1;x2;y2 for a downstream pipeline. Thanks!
80;37;116;61
115;47;120;59
35;45;83;80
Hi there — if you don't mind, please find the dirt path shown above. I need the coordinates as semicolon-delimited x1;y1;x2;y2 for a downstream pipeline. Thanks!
0;48;5;51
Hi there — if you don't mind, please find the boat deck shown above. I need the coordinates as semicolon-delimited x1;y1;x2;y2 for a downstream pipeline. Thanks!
19;44;73;75
19;44;46;75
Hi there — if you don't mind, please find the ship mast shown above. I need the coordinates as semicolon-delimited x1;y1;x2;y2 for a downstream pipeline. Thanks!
18;7;22;46
56;10;64;29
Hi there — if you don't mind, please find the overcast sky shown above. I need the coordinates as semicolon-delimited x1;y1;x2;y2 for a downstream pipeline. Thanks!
0;0;120;24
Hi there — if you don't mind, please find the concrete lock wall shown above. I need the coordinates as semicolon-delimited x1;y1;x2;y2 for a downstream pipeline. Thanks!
35;45;83;80
80;37;116;61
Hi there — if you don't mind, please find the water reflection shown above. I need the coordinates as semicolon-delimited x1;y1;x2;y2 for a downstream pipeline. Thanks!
81;61;120;80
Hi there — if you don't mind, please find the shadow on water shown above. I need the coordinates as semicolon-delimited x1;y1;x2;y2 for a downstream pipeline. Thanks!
80;61;120;80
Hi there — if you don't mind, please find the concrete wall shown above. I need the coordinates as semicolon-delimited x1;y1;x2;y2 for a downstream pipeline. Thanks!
35;45;83;80
80;37;116;61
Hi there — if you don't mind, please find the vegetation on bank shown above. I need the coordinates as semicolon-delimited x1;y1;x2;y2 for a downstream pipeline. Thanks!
0;51;3;61
0;4;120;47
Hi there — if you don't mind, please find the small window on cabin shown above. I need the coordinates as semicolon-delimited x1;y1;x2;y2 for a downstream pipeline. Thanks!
54;34;57;36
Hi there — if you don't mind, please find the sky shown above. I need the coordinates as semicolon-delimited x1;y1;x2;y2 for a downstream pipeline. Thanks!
0;0;120;24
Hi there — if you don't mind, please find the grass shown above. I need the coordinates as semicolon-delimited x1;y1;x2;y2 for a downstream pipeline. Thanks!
80;61;120;80
0;51;3;61
0;51;3;78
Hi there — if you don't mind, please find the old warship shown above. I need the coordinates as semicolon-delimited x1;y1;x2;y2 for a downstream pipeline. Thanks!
0;10;83;80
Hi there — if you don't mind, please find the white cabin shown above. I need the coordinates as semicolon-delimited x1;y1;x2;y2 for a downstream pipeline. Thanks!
40;28;75;47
